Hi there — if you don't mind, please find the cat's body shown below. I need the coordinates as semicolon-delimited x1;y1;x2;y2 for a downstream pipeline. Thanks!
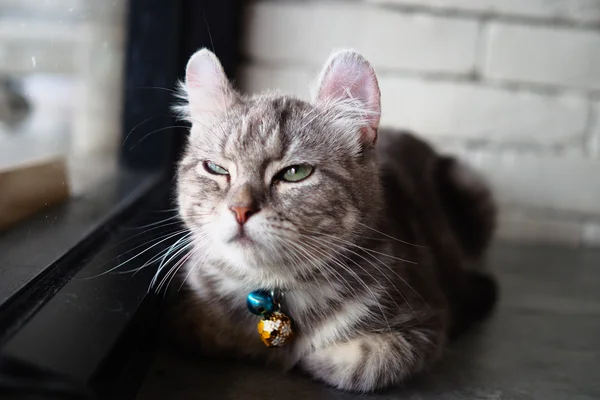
169;49;497;393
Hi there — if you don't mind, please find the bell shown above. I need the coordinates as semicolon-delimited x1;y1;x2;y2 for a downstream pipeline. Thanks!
247;289;277;316
257;311;294;347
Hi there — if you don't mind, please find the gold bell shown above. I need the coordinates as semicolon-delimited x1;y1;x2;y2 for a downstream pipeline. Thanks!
257;311;294;347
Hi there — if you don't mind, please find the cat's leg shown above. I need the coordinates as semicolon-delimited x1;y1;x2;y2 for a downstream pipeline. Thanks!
300;328;444;393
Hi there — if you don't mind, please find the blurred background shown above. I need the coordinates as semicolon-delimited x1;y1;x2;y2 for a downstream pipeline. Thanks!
0;0;125;193
1;0;599;247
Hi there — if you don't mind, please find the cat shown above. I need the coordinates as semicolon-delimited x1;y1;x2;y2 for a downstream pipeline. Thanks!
167;48;498;393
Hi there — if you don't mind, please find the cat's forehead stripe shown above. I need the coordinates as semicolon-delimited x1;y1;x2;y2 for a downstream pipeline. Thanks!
223;97;303;161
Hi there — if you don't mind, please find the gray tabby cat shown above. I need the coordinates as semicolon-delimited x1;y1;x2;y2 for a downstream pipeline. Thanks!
170;48;497;393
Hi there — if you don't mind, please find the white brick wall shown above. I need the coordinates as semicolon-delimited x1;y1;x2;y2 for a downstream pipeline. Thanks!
378;77;589;144
367;0;600;24
241;0;600;247
465;152;600;215
244;3;479;75
496;209;582;248
243;65;589;145
582;222;600;246
484;23;600;89
589;101;600;158
238;66;312;98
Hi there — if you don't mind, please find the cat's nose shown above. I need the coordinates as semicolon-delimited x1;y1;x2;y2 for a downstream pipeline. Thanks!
230;206;257;225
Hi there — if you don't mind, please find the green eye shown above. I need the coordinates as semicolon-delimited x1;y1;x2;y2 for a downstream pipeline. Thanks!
204;161;229;175
280;165;314;182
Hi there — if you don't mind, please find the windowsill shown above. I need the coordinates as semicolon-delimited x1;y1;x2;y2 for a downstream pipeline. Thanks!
0;166;164;334
0;164;178;396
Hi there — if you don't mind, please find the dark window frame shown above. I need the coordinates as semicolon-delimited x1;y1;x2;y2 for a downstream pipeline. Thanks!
0;1;241;398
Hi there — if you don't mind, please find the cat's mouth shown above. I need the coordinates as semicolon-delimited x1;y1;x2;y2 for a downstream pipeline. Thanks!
228;229;255;247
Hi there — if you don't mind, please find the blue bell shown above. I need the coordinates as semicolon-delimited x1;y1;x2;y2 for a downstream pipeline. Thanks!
247;289;277;316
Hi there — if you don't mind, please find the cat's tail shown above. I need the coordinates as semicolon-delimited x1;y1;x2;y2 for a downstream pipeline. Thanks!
434;155;497;260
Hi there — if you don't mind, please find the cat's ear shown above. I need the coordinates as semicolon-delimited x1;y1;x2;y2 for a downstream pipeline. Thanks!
182;48;238;123
314;50;381;146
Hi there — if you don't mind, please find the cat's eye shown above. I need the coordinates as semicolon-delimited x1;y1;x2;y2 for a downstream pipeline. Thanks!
204;161;229;175
278;165;314;182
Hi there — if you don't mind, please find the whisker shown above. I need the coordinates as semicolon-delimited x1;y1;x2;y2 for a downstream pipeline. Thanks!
158;243;200;294
202;13;216;52
303;228;417;265
129;125;191;150
356;221;426;248
83;229;191;279
178;249;210;292
154;207;180;213
303;235;403;303
109;229;192;274
122;116;157;145
157;250;193;294
300;228;429;309
303;234;416;316
122;214;180;230
96;221;185;256
299;236;392;332
278;236;346;292
150;234;201;292
138;86;179;94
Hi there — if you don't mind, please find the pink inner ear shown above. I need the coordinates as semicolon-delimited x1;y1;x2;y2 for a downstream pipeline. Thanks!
320;67;376;109
316;52;381;140
184;49;235;118
186;53;221;89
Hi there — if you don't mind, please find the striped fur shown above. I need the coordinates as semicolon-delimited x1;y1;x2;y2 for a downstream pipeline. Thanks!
170;49;498;392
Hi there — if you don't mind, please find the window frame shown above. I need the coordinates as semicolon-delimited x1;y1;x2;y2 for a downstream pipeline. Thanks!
0;0;241;397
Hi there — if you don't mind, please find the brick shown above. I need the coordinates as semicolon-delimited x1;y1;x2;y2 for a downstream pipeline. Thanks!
496;210;581;247
238;65;313;99
377;76;588;144
588;101;600;158
460;151;600;215
244;2;479;75
240;66;589;145
367;0;600;24
582;222;600;247
483;23;600;89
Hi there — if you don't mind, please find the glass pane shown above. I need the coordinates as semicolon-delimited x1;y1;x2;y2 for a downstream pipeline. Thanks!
0;0;127;195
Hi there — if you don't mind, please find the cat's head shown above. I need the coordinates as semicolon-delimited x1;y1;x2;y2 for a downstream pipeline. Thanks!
176;49;383;287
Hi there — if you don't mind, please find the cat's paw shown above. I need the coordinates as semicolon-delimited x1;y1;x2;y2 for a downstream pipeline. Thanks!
301;332;434;393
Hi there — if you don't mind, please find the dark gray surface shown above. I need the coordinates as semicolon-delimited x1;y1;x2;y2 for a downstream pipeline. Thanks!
136;243;600;400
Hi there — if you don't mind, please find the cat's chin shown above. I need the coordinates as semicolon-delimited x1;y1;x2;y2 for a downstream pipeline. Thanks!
227;234;254;248
210;241;302;283
214;238;272;267
200;227;305;282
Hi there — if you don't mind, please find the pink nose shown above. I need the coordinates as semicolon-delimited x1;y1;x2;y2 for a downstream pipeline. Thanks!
230;206;257;225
